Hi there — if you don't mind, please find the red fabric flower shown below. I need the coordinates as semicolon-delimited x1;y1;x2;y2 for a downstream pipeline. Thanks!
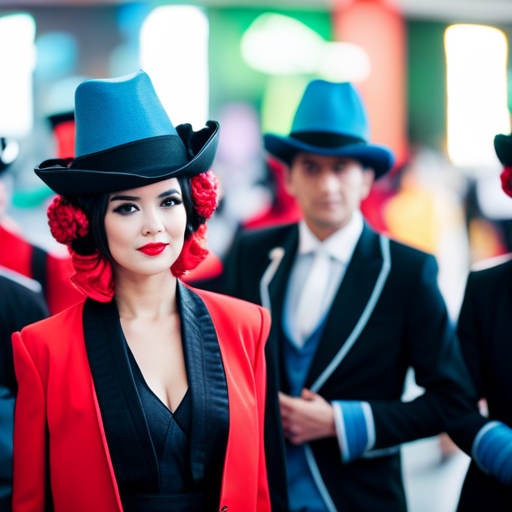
171;224;209;278
70;251;114;302
191;170;219;219
47;196;89;246
501;166;512;198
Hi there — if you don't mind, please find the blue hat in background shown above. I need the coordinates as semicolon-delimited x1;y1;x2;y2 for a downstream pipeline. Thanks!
264;80;394;178
35;70;219;195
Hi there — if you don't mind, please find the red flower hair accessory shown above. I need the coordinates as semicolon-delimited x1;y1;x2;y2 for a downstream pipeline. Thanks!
47;195;114;302
501;166;512;198
190;170;219;219
171;224;209;278
47;195;89;246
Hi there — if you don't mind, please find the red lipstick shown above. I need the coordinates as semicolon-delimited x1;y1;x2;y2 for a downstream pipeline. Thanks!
137;243;168;256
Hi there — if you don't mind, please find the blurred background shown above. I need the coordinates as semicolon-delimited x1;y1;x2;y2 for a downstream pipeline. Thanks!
1;0;511;510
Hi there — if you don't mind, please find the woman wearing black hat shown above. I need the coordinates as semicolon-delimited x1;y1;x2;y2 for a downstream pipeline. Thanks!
11;71;271;512
455;133;512;511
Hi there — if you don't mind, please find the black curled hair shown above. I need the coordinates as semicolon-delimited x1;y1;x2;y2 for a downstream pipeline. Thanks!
66;176;205;260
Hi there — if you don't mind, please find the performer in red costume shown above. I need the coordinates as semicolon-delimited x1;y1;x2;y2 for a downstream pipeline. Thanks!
0;132;83;315
12;71;270;512
0;223;83;314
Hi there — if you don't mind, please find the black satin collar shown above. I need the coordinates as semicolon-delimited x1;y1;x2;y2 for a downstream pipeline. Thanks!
83;282;229;509
83;298;158;494
177;282;229;509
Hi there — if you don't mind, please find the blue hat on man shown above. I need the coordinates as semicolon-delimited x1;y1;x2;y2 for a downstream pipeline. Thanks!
35;70;219;195
264;80;394;178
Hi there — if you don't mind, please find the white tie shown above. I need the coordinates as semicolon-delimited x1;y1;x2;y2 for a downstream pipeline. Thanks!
296;250;332;344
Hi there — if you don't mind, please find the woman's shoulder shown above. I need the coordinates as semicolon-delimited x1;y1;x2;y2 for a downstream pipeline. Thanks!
189;287;270;366
188;286;270;332
17;299;86;348
191;286;268;317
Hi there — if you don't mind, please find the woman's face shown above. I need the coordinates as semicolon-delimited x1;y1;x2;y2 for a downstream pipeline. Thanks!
104;178;187;278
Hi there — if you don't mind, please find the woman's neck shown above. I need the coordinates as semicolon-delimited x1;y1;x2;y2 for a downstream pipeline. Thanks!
113;268;178;320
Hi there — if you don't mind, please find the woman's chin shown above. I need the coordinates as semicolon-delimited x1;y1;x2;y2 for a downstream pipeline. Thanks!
114;261;177;281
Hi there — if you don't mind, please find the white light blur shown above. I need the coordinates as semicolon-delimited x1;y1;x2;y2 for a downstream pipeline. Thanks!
445;24;510;169
317;42;371;83
0;14;36;138
241;13;324;75
1;140;19;165
476;175;512;219
140;6;209;129
241;14;370;84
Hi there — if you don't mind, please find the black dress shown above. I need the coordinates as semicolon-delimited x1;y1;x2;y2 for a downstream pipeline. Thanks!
121;347;201;512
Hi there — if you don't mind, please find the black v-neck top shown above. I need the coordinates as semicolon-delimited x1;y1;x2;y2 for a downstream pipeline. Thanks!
127;347;195;493
83;283;230;512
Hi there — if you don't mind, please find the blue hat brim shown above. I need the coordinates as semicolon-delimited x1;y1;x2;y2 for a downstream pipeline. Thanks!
35;121;219;196
264;133;394;179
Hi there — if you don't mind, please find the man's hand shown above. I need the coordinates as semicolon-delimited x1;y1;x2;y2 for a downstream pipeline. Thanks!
279;388;336;445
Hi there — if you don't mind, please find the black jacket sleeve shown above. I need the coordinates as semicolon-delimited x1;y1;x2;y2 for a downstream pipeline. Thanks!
0;275;49;393
369;255;486;454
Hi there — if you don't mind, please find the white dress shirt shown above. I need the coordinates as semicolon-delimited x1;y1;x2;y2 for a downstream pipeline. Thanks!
283;210;364;348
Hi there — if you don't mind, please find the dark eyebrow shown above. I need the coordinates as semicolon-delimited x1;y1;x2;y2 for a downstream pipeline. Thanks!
158;189;181;198
110;189;181;202
110;195;139;202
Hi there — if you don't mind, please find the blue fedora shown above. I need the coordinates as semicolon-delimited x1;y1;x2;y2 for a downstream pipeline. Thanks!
495;133;512;166
264;80;394;178
35;70;219;195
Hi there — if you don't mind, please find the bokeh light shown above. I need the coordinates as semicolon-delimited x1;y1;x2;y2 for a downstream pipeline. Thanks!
445;24;510;169
35;32;77;80
241;13;323;75
0;13;36;138
316;42;371;83
241;12;370;83
140;5;209;129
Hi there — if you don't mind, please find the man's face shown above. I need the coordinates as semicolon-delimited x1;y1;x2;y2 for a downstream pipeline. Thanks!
286;152;374;240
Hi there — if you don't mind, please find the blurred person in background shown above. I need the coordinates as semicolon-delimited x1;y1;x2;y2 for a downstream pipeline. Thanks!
11;71;271;512
0;134;83;315
243;156;302;230
0;271;48;512
188;156;302;293
223;79;511;512
0;140;49;512
383;147;472;462
454;132;512;512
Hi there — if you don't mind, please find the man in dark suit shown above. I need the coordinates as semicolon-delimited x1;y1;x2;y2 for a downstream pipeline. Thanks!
453;133;512;512
0;268;48;512
224;80;506;512
0;136;50;511
0;136;83;315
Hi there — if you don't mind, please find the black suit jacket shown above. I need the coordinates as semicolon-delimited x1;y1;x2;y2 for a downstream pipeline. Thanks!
456;258;512;512
225;222;485;512
0;272;48;512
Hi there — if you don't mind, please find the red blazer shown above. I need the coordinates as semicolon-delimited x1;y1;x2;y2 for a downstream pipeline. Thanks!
12;286;271;512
